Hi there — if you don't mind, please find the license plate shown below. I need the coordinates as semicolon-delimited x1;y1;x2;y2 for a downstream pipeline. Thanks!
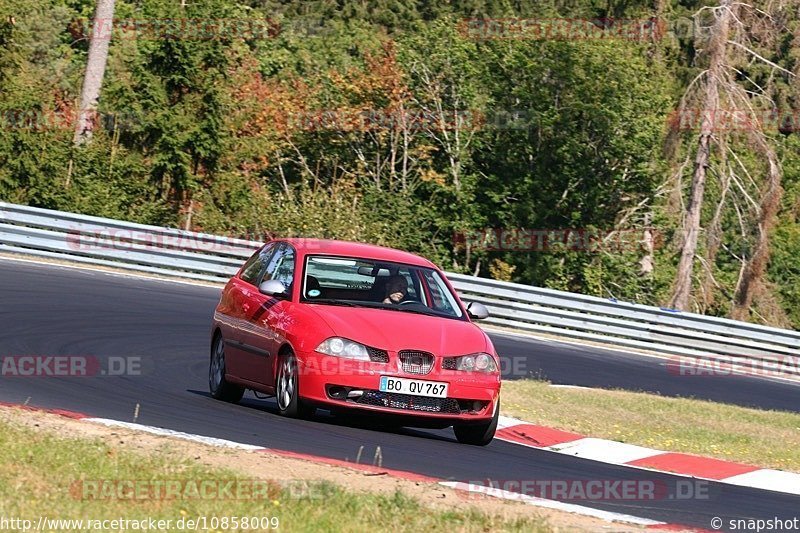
379;376;448;398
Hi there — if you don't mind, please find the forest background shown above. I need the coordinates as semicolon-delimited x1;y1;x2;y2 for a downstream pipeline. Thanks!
2;0;799;328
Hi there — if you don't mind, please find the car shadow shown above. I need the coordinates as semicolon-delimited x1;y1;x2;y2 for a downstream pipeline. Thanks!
186;389;455;443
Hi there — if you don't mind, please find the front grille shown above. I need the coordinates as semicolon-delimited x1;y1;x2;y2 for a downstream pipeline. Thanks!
367;346;389;363
355;390;461;414
398;350;434;375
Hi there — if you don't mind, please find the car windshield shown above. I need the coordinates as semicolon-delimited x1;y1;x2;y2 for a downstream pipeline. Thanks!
300;255;465;320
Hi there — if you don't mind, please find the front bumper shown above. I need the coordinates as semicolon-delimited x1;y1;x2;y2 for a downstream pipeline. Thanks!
295;350;500;423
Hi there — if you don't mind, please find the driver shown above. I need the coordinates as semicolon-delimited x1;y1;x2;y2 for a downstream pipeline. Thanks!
383;275;409;304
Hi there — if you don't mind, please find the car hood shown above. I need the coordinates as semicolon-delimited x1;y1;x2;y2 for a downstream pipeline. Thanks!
305;305;489;356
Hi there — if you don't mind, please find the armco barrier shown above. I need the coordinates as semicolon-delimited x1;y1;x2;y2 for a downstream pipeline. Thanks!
1;201;798;375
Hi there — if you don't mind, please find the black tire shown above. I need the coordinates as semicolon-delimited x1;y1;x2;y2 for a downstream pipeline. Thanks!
209;333;245;403
275;351;315;419
453;399;499;446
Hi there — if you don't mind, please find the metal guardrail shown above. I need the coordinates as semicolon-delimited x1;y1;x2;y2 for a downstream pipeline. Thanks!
0;202;256;283
450;273;800;373
2;201;798;376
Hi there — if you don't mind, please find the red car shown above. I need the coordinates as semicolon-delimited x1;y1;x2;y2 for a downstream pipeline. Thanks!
209;239;500;445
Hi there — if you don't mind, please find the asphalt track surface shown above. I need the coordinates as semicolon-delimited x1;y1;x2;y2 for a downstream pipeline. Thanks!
1;258;798;530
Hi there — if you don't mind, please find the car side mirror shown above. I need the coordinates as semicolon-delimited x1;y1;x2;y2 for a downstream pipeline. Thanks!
465;301;490;320
258;280;288;298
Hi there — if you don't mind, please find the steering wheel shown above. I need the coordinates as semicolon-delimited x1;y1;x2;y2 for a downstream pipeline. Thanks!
400;300;418;305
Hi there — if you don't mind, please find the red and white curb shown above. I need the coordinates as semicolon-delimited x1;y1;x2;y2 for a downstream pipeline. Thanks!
0;402;711;531
77;418;702;529
11;402;797;531
440;481;666;527
496;415;800;496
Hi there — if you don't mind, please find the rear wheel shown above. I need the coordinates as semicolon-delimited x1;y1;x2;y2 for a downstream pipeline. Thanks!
453;399;499;446
209;334;244;403
276;351;315;419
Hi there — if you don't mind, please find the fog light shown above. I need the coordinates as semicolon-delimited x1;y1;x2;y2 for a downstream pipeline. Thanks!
328;386;347;399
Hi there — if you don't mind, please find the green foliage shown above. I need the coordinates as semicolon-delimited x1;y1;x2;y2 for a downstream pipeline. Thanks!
470;38;673;296
769;136;800;326
1;0;798;328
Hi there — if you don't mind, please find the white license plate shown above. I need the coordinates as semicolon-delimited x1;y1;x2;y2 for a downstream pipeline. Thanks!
379;376;448;398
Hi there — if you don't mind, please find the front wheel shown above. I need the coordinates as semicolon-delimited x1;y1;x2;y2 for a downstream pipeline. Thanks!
276;351;315;419
209;334;244;403
453;399;499;446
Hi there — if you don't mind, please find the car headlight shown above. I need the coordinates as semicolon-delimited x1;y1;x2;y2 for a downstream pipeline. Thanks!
316;337;370;361
452;352;498;373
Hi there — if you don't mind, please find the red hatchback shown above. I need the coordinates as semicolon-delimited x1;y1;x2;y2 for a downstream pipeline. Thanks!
209;239;501;445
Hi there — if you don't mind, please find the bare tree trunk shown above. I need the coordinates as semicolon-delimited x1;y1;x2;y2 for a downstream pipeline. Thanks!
699;156;731;311
728;9;799;321
669;0;734;310
731;154;782;319
74;0;115;145
671;131;712;310
184;198;194;231
639;213;654;276
648;0;666;59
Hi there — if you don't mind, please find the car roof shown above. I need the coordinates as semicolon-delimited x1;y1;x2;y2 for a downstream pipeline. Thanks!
275;238;437;268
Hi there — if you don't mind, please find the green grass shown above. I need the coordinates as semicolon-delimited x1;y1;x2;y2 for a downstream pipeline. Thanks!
0;414;549;533
501;380;800;473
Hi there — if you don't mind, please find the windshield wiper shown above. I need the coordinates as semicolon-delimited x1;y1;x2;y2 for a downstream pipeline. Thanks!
307;298;358;307
307;299;450;318
381;305;440;317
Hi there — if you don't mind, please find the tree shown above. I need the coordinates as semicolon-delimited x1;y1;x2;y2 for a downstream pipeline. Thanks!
74;0;115;145
669;0;734;311
667;0;793;318
471;37;671;292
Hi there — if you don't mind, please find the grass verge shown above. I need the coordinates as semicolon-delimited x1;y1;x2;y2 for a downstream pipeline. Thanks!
501;379;800;473
0;414;548;533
